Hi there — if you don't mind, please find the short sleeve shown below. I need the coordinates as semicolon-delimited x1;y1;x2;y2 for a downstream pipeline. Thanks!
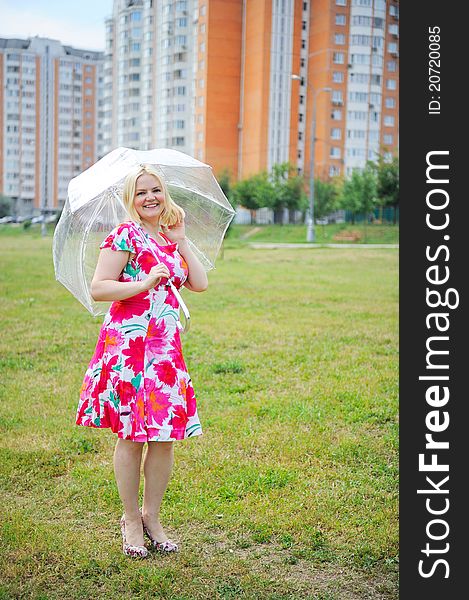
100;223;137;254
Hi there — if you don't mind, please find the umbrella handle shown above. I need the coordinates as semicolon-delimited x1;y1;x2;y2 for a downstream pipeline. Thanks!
168;280;190;334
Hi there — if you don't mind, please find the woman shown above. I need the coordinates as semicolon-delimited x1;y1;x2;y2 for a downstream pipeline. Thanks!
75;164;208;558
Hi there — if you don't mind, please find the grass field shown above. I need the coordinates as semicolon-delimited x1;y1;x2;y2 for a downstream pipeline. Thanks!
225;223;399;246
0;228;398;599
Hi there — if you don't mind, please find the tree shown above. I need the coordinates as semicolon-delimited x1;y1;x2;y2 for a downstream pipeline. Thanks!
314;179;340;221
0;194;12;218
217;168;233;204
231;171;273;224
339;166;378;227
268;162;307;224
372;152;399;223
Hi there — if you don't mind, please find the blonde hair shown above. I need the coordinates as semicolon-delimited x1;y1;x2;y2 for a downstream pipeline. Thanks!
122;164;185;227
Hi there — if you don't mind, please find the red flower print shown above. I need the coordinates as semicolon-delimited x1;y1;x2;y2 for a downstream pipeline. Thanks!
104;328;124;355
97;354;119;394
80;373;92;397
145;379;171;425
170;404;189;434
122;337;146;373
110;297;149;324
116;380;136;407
135;389;145;419
154;360;177;387
165;290;179;309
185;382;196;417
139;250;158;274
168;333;186;371
146;318;168;356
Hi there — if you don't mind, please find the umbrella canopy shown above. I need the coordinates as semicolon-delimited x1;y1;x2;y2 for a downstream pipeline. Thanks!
53;147;235;316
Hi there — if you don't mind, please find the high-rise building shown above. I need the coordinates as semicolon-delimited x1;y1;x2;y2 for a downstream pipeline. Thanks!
0;37;103;215
195;0;399;180
106;0;398;181
102;0;196;155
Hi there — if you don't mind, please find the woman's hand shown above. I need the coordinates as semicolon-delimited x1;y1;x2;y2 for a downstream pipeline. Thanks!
140;264;171;292
163;219;186;243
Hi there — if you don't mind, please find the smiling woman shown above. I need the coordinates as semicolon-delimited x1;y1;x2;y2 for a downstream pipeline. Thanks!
75;164;208;558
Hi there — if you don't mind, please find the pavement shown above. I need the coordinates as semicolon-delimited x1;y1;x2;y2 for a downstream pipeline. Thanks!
248;242;399;249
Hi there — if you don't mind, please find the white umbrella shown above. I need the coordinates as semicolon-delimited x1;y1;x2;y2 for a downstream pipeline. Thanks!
53;147;235;319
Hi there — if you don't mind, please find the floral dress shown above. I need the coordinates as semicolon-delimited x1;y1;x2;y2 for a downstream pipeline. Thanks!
75;221;203;442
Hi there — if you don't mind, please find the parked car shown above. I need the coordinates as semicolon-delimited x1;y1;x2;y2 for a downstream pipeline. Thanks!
0;216;14;224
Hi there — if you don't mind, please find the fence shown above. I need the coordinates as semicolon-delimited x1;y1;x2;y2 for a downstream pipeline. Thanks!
234;206;398;225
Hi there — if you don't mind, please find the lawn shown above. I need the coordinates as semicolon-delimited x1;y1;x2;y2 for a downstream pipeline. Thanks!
225;223;399;246
0;228;398;599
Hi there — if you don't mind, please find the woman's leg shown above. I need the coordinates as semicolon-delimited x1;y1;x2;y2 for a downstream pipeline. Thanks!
142;441;175;542
113;438;145;546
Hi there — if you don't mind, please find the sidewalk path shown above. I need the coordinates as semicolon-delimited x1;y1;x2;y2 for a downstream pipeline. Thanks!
249;242;399;249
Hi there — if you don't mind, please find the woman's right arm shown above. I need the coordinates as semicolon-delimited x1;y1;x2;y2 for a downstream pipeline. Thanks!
90;248;170;302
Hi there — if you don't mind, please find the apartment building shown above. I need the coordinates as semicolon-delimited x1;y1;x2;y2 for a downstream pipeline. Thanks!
102;0;196;155
196;0;398;180
0;37;103;215
103;0;399;180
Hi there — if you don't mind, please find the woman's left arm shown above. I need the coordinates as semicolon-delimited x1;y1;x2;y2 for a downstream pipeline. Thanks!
177;239;208;292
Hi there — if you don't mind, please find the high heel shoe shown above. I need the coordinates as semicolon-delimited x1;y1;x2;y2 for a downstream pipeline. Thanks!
139;507;179;553
120;514;150;558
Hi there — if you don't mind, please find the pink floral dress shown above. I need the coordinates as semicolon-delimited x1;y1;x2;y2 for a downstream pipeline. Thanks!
75;222;203;442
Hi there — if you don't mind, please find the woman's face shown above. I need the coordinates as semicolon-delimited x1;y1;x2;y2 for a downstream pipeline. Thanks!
134;173;165;222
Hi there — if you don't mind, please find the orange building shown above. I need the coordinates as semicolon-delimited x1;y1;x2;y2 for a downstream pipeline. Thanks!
196;0;398;181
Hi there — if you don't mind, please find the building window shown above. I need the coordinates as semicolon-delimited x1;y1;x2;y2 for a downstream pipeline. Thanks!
329;166;340;177
386;79;397;90
335;34;345;45
385;97;396;109
333;71;344;83
336;0;346;5
336;14;346;25
387;61;397;72
333;52;344;64
331;109;342;120
384;115;395;127
330;147;341;158
390;4;399;17
389;24;399;36
331;128;341;140
383;134;394;145
332;90;343;104
388;42;398;55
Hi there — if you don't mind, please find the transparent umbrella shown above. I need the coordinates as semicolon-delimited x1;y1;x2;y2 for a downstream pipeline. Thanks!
53;147;235;318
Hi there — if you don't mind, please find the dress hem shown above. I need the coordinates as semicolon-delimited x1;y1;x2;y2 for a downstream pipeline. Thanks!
75;420;202;442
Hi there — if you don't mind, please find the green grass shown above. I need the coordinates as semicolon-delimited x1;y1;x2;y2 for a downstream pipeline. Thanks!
225;223;399;246
0;228;398;599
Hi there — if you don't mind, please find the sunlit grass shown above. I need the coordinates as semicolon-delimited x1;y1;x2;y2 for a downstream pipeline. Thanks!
0;230;398;599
